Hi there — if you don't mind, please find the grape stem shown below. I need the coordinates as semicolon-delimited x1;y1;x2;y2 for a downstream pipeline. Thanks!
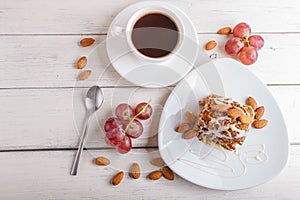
241;37;250;47
124;98;152;133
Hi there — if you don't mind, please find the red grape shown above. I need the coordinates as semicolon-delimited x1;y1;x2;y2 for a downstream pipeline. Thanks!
115;103;134;121
135;102;152;120
105;128;125;146
239;46;258;65
117;136;132;154
233;22;251;39
248;35;264;50
225;37;244;55
104;117;122;132
123;119;143;138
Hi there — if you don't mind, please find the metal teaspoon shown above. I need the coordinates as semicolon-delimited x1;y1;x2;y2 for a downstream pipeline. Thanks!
71;85;104;175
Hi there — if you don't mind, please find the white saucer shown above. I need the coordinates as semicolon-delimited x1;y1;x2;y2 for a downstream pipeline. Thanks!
106;1;199;88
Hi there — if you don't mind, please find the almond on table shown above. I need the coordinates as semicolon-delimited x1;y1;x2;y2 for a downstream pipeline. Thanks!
80;38;95;47
147;170;163;180
78;70;92;80
217;27;232;34
150;157;165;167
129;163;141;179
112;171;124;186
161;166;174;181
94;156;110;166
76;56;87;69
205;40;217;50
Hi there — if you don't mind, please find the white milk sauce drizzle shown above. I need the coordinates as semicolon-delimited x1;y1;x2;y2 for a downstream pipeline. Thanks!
178;144;268;178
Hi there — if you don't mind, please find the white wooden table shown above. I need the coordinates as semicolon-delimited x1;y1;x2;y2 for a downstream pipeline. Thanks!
1;0;300;199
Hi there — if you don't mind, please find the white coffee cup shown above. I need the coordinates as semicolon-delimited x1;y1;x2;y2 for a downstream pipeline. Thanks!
111;6;184;63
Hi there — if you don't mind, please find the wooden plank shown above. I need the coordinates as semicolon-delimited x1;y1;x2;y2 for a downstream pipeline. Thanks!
0;86;298;150
0;0;299;34
0;87;170;150
0;34;300;88
0;146;299;199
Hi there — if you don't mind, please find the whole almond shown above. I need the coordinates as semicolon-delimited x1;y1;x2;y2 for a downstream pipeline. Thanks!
129;163;141;179
239;115;254;124
147;170;162;180
150;157;165;167
227;108;243;119
183;129;198;139
175;123;190;133
94;156;110;166
185;111;197;124
255;106;265;119
205;40;217;50
76;56;87;69
246;96;258;110
161;166;174;180
80;38;95;47
112;171;124;186
252;119;268;129
217;27;232;34
78;70;92;80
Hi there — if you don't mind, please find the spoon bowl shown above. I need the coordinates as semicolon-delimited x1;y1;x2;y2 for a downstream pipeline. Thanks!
85;85;104;112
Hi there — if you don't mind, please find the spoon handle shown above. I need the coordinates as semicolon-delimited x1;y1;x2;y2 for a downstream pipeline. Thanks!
70;114;91;176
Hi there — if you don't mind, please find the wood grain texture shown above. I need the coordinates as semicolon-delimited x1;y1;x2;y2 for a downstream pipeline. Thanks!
0;34;300;89
0;146;299;199
0;87;170;150
0;86;298;150
0;0;299;34
1;0;299;198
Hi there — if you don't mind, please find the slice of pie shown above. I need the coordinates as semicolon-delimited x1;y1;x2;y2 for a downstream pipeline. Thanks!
176;94;256;151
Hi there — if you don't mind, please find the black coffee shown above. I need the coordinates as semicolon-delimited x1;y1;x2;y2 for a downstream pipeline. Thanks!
131;13;179;58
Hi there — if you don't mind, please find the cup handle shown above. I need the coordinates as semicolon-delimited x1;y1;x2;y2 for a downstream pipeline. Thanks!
109;26;126;37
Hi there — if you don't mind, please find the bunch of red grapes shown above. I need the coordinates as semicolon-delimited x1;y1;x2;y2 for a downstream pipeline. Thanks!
225;22;264;65
104;101;152;154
